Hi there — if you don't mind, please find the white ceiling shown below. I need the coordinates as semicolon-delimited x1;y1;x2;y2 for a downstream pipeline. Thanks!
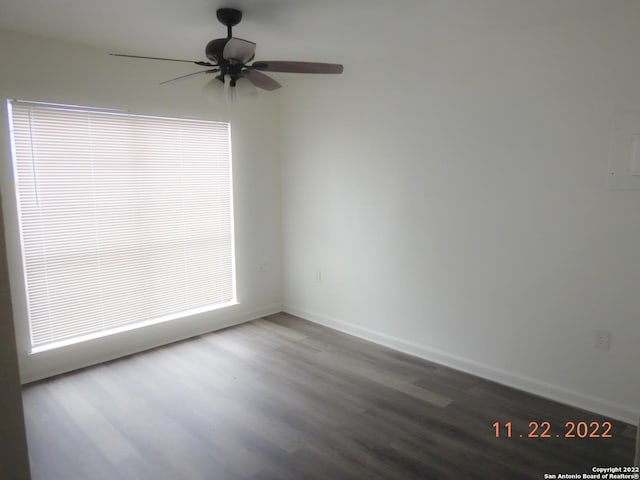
0;0;620;64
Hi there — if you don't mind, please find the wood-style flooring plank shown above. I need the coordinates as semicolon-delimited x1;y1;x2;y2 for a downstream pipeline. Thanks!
23;313;637;479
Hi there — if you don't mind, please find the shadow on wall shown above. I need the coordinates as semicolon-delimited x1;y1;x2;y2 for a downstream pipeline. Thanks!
0;197;31;479
636;424;639;466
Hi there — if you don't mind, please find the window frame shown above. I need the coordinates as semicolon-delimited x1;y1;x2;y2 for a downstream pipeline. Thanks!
4;99;238;356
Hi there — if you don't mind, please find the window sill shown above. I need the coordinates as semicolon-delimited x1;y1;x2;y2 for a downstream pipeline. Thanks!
30;299;239;354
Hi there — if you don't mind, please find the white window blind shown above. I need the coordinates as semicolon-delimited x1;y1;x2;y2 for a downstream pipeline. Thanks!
8;101;236;352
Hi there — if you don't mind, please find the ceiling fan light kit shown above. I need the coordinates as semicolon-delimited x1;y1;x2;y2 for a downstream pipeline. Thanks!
111;7;344;97
202;75;258;105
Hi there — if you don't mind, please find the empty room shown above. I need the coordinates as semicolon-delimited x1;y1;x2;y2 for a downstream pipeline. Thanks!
0;1;639;479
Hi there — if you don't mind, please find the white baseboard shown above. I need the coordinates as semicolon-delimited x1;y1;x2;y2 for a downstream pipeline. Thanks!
283;304;640;426
206;303;284;333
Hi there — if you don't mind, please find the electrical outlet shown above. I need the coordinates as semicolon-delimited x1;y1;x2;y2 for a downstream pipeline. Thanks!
595;330;611;350
314;270;322;283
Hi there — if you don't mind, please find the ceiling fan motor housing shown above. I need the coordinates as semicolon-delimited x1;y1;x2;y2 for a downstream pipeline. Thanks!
205;38;228;64
205;38;246;85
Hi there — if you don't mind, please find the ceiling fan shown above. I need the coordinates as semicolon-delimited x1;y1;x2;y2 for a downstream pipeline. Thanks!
111;8;344;92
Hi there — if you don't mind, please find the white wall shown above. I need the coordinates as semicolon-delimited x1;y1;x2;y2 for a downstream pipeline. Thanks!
0;29;283;382
281;2;640;423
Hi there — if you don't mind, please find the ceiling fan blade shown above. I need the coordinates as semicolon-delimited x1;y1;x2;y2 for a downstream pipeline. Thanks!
245;70;282;91
110;53;216;67
159;69;219;85
223;38;256;63
251;61;343;74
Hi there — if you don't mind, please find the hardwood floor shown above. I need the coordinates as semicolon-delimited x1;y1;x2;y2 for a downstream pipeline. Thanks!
22;313;636;479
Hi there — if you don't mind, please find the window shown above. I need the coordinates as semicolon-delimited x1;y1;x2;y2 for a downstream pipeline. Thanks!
8;101;236;353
